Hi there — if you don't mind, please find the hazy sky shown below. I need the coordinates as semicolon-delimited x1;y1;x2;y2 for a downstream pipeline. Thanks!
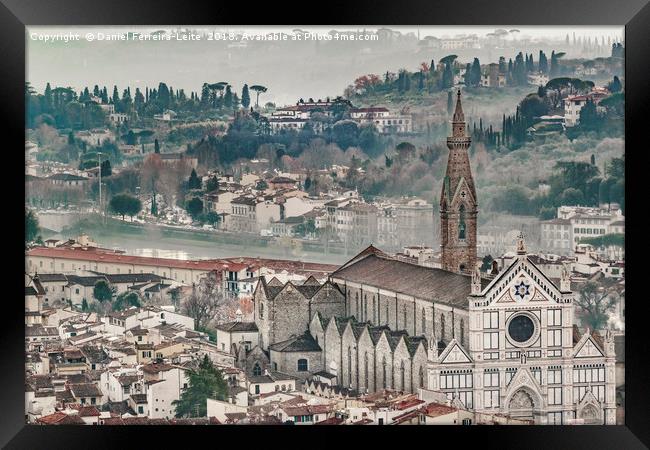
27;26;623;105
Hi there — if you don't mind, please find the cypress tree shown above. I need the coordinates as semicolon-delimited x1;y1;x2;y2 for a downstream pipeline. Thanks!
241;84;250;109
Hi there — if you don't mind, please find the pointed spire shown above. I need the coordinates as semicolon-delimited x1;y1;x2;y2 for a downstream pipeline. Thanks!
452;89;465;123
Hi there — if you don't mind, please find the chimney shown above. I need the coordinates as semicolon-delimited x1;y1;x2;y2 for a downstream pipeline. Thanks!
235;309;242;322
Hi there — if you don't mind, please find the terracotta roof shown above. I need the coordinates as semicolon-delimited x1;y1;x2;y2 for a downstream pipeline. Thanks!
37;411;85;425
117;375;140;386
69;383;103;398
26;324;59;337
26;247;227;272
142;362;174;374
421;402;458;417
215;321;258;332
316;417;344;425
77;405;101;417
130;393;148;403
269;332;322;353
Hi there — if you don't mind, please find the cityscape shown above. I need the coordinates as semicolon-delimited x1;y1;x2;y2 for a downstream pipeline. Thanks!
25;26;624;426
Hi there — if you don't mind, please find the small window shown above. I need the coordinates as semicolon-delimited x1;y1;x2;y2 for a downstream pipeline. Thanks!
297;359;308;372
253;363;262;376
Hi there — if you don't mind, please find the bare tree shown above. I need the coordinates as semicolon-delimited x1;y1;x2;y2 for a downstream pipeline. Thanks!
181;273;233;330
575;281;617;331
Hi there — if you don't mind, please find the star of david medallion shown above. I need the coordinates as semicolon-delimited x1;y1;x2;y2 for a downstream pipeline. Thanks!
513;281;530;301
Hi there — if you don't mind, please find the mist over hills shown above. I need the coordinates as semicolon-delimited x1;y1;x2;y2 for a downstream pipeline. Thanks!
27;26;622;106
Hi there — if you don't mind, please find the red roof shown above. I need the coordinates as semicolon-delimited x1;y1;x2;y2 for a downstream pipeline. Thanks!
37;411;86;425
392;410;420;424
421;402;458;418
27;247;233;272
77;405;101;417
316;417;344;425
27;247;336;276
395;398;425;411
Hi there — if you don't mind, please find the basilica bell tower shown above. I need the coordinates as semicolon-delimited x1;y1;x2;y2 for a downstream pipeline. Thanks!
440;90;478;274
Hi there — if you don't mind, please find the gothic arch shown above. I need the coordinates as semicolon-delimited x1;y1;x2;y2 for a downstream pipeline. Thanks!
578;404;602;425
458;203;467;240
460;318;465;345
421;308;426;335
505;386;542;420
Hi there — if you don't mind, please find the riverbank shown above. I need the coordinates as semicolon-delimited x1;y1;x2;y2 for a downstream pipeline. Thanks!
50;213;354;265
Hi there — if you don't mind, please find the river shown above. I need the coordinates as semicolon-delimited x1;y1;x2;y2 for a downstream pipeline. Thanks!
41;212;350;265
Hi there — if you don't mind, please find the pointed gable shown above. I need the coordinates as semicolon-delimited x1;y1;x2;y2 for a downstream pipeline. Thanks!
333;244;388;273
574;332;605;358
482;255;566;306
302;276;321;286
450;176;477;208
438;339;472;364
406;336;427;357
267;277;283;287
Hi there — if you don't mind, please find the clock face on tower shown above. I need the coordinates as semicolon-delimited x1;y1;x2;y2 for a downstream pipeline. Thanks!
508;314;536;344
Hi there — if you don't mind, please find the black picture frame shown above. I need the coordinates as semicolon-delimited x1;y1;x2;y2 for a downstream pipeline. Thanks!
2;0;648;447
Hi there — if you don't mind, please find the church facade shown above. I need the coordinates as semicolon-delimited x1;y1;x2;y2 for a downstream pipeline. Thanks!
427;236;616;425
243;91;615;424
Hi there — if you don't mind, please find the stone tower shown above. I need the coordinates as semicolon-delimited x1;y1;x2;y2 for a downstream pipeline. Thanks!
440;90;478;274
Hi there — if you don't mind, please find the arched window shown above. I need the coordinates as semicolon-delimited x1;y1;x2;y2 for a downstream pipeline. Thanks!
385;304;389;326
252;362;262;376
355;293;359;318
259;302;264;319
348;346;352;386
364;352;369;389
440;314;446;342
403;305;407;330
422;308;426;335
458;204;466;240
419;366;425;388
297;358;308;372
460;319;465;345
382;356;387;388
400;360;405;391
364;295;368;321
